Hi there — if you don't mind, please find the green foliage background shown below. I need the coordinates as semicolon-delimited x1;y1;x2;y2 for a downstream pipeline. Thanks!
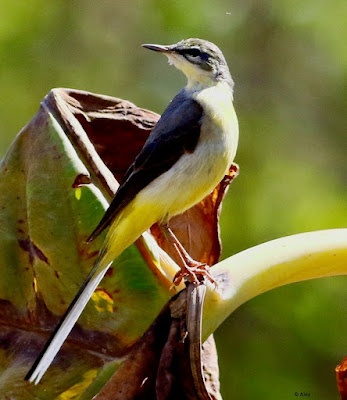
0;1;346;399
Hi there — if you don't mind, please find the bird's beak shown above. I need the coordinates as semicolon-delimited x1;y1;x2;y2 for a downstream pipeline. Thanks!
142;44;174;53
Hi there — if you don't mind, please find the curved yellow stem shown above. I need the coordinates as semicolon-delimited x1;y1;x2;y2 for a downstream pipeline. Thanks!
202;228;347;339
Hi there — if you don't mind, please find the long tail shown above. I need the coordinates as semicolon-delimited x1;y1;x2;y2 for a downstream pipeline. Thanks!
25;261;111;384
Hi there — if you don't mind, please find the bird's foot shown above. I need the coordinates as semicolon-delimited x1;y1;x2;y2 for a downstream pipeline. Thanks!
173;260;216;287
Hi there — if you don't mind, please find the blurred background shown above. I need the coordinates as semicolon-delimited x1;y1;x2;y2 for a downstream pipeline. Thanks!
0;0;346;398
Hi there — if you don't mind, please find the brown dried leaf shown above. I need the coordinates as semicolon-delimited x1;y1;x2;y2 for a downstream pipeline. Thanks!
94;284;223;400
93;304;171;400
45;88;159;195
336;355;347;400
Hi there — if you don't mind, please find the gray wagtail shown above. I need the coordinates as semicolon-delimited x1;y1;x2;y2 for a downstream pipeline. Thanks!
26;38;239;384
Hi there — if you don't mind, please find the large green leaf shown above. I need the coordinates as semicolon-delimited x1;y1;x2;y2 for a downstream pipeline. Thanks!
0;88;230;398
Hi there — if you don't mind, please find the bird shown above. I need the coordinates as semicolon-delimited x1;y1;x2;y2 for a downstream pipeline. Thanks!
25;38;239;384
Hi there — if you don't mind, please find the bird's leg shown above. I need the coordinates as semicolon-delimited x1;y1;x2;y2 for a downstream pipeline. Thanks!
159;224;216;286
157;164;239;286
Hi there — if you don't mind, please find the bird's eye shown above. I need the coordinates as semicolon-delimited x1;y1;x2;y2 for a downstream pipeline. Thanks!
185;48;200;57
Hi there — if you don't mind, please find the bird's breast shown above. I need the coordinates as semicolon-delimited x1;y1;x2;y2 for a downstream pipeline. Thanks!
194;82;239;164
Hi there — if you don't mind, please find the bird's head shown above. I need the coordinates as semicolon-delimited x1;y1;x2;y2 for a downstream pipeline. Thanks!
142;38;233;91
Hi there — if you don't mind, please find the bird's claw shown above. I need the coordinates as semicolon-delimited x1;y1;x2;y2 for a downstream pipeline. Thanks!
173;262;217;287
